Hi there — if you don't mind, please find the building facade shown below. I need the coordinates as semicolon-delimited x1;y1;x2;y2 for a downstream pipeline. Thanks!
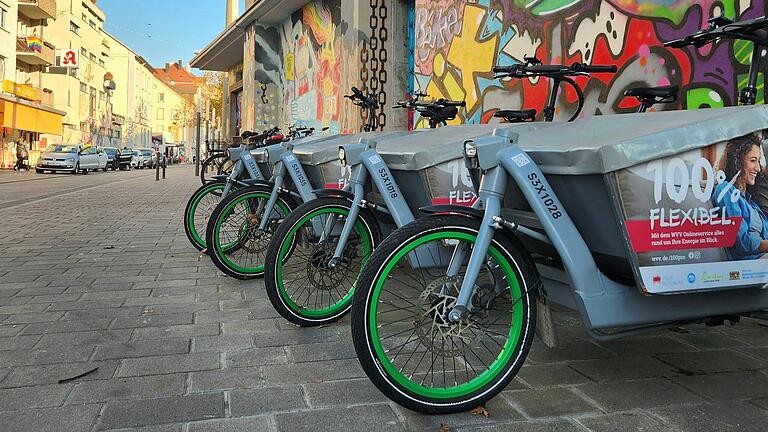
0;0;65;168
192;0;766;137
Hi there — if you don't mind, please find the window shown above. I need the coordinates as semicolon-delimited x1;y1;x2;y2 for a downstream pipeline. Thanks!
157;108;164;120
70;21;80;35
89;53;96;62
99;91;105;101
89;20;96;29
82;13;87;23
80;47;87;57
80;82;87;93
0;7;7;30
158;93;164;103
98;59;104;67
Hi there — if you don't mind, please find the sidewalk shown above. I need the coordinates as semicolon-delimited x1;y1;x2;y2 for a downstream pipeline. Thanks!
0;168;765;431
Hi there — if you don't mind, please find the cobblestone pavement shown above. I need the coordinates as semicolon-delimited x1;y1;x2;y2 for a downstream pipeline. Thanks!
0;167;766;431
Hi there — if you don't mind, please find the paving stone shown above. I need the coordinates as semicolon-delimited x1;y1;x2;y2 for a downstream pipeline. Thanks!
302;378;390;407
192;334;253;352
103;424;183;432
15;287;68;297
458;419;581;432
187;417;271;432
731;329;768;347
97;393;225;430
230;385;306;415
671;370;768;400
141;302;219;315
526;339;615;364
55;303;133;314
28;293;84;303
515;364;591;388
253;327;341;348
575;412;677;432
67;373;186;403
1;361;118;388
20;318;112;335
194;310;251;323
504;387;598;418
131;323;220;340
118;352;220;377
264;358;365;384
578;378;704;412
656;350;766;375
286;340;357;363
651;401;768;432
0;404;102;432
0;347;92;366
0;324;24;337
671;332;750;349
82;289;151;300
0;296;30;306
226;346;289;368
35;329;132;350
275;404;404;432
92;338;191;361
3;311;64;324
111;313;193;329
568;355;679;382
0;334;41;350
0;368;8;383
221;319;278;334
123;294;196;307
189;368;263;392
739;347;768;360
0;383;73;410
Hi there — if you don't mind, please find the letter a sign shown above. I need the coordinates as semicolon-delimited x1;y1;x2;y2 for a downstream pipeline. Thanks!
57;49;79;68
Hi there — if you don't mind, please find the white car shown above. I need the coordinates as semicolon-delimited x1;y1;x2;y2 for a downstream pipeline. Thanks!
78;146;109;173
130;150;146;168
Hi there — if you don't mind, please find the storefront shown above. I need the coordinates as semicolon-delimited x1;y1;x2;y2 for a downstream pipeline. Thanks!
0;89;65;169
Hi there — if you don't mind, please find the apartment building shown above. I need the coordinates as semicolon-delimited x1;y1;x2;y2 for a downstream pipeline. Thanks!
0;0;66;168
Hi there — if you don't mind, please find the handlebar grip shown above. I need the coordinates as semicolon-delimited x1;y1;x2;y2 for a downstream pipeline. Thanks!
351;87;364;97
492;66;512;73
526;64;567;73
440;100;466;107
664;38;690;48
580;65;617;73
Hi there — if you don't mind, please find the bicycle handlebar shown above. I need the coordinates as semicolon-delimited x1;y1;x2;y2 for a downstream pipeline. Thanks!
494;62;617;79
664;15;768;49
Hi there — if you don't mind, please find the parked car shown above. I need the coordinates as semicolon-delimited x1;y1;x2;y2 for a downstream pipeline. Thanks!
103;147;133;171
37;144;81;174
146;150;167;169
79;146;109;173
130;150;146;169
138;148;154;169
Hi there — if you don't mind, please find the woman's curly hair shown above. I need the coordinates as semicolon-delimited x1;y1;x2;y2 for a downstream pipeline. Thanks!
717;133;763;192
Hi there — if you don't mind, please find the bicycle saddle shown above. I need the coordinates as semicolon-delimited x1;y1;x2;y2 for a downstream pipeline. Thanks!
494;109;537;123
624;85;679;101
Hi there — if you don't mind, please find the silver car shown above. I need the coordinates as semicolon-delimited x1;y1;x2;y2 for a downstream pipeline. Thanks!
37;144;108;174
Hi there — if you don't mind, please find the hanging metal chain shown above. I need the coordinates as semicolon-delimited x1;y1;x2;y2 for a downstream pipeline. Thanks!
367;0;388;131
359;43;370;132
260;83;269;105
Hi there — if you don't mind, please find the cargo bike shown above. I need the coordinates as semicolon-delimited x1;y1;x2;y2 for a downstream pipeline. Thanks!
350;14;768;414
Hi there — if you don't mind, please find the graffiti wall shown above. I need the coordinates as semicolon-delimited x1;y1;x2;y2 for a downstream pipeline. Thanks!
413;0;766;128
243;0;371;134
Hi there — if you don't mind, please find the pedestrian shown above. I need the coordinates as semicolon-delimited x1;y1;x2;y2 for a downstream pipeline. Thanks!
14;138;28;171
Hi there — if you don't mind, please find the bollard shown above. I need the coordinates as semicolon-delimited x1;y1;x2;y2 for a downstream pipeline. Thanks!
162;157;166;179
155;152;160;181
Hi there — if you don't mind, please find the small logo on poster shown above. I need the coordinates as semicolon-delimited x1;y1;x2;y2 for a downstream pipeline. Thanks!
687;273;696;283
729;271;741;281
652;275;662;285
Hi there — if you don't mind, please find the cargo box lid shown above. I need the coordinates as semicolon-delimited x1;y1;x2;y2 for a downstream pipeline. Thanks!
292;131;412;165
519;105;768;175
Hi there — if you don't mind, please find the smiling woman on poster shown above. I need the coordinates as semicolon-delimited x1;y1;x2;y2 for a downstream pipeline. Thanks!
712;135;768;260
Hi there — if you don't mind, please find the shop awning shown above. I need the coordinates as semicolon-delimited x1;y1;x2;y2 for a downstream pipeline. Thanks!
2;100;64;135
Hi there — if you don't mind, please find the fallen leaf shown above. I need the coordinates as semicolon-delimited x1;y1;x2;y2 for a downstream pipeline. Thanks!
469;405;490;417
438;423;450;432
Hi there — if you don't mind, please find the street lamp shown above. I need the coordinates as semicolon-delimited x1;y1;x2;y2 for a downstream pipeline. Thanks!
103;72;116;147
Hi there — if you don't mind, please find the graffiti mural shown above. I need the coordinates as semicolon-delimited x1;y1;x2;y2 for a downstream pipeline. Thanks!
412;0;766;128
243;0;368;134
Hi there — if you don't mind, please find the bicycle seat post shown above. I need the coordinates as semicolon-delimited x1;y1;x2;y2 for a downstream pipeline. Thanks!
543;78;561;122
741;45;764;105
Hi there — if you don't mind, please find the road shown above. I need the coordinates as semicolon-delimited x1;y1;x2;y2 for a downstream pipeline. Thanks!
0;166;766;431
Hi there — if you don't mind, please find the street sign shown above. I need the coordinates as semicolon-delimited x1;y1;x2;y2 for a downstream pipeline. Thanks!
57;49;79;68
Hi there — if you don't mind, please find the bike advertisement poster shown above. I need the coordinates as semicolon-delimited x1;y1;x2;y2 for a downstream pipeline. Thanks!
615;131;768;294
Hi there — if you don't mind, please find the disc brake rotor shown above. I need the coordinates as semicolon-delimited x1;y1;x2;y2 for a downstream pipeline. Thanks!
414;276;485;356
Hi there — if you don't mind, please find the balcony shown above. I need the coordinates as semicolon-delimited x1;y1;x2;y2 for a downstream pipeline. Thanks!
16;36;55;66
18;0;57;20
1;80;55;107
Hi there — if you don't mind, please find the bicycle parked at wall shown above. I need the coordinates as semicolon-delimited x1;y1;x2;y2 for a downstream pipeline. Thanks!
200;142;234;185
393;92;466;128
349;14;768;415
204;88;386;278
184;127;282;251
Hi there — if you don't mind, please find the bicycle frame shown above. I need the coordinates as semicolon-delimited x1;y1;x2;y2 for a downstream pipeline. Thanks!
221;144;268;197
444;128;768;338
325;138;448;266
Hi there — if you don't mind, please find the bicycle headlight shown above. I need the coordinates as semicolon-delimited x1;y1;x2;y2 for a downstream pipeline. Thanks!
339;147;347;166
464;141;477;158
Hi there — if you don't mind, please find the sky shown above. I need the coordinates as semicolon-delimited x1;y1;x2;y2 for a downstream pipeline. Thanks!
99;0;247;74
